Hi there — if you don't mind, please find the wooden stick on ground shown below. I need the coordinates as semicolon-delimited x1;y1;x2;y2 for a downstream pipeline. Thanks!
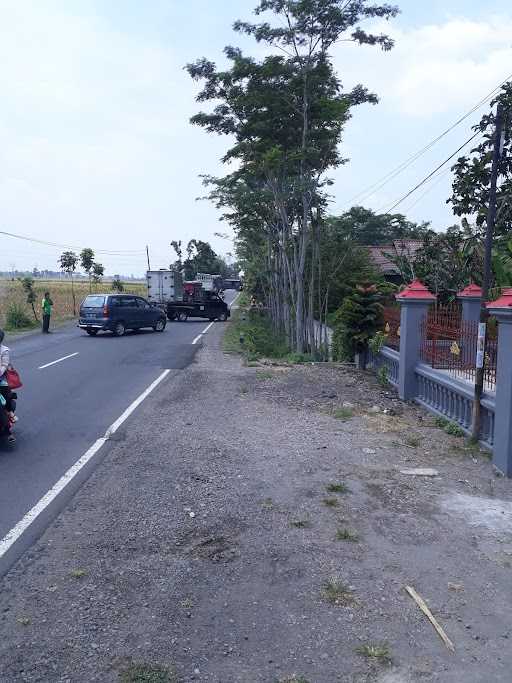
405;585;455;652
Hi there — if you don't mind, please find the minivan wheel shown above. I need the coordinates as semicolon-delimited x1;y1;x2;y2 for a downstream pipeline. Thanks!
113;321;125;337
218;311;228;322
177;311;188;322
86;329;98;336
154;318;166;332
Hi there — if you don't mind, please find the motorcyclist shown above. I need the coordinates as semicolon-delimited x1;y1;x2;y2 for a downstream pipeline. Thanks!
0;328;16;443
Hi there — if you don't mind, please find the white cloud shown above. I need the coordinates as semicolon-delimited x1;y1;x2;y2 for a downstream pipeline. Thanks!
0;0;228;273
334;15;512;117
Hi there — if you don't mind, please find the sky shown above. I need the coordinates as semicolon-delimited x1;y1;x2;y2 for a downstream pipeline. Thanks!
0;0;511;276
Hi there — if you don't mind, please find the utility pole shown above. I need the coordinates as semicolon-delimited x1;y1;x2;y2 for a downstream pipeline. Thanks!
146;245;151;271
472;103;505;441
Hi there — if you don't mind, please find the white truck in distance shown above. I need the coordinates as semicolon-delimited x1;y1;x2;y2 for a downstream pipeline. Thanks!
146;270;183;306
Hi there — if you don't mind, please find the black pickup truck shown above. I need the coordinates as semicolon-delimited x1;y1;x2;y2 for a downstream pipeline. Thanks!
166;293;230;322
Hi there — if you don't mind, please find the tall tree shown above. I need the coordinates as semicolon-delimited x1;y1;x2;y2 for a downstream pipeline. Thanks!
449;82;512;237
80;248;95;293
188;0;399;353
59;250;79;315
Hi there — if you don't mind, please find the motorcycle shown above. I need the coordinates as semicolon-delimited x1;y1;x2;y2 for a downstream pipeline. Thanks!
0;391;17;445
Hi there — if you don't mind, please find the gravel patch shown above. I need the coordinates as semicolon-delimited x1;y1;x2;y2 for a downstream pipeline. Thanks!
1;327;512;682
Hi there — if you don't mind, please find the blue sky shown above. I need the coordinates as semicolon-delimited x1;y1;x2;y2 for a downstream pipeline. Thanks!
0;0;511;275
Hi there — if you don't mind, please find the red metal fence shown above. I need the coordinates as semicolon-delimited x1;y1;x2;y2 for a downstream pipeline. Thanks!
420;304;497;392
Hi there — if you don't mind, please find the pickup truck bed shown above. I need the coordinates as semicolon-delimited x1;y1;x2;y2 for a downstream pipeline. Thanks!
166;298;230;322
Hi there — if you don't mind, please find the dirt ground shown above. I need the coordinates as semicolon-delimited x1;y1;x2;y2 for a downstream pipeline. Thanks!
1;326;512;682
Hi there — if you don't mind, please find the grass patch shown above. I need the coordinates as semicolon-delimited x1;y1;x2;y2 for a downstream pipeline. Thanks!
180;597;193;609
223;305;289;360
332;407;354;421
256;370;274;380
290;519;312;529
355;643;392;663
321;577;354;606
326;482;350;494
70;568;88;579
336;528;359;542
283;352;314;364
278;678;310;683
323;497;340;508
262;497;274;510
435;416;465;437
405;435;421;448
119;663;176;683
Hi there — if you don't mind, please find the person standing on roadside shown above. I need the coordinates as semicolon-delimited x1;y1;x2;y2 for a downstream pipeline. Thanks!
41;291;53;333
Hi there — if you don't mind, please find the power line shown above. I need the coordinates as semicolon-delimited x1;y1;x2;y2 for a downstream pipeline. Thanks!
0;229;144;255
378;130;482;214
400;165;453;214
340;72;512;209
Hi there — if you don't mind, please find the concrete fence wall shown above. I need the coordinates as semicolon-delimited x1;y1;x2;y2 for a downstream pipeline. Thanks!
367;281;512;475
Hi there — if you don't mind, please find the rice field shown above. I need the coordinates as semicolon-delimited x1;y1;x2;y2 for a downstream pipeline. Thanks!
0;278;147;330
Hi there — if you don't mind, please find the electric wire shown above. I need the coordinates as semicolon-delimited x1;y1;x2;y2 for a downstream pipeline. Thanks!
378;130;482;214
340;72;512;209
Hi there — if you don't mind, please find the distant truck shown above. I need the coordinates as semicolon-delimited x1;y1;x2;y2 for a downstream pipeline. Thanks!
146;269;230;322
196;272;224;293
223;278;243;291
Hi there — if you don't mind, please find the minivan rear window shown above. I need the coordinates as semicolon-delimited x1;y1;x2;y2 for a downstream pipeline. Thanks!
82;296;105;308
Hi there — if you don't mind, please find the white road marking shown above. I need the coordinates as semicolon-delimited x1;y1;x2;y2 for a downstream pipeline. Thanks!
0;369;170;561
191;291;239;345
230;291;242;309
38;352;79;370
192;321;215;345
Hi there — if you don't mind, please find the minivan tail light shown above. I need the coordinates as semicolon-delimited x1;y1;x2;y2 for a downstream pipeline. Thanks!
103;304;109;317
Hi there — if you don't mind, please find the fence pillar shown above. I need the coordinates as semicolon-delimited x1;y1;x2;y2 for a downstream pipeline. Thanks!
487;290;512;476
457;283;483;324
396;280;436;401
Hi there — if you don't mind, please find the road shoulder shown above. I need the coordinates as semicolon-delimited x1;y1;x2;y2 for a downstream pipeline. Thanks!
1;322;511;682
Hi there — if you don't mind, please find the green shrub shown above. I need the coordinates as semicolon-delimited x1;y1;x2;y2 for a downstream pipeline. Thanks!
224;307;288;359
377;366;389;386
435;416;464;437
6;303;34;329
331;284;383;362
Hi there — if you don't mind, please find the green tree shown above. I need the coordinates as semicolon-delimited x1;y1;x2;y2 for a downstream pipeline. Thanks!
326;206;430;245
112;276;124;292
19;276;39;322
331;284;383;366
59;250;79;315
188;0;399;353
91;262;104;289
449;82;512;237
80;248;95;292
182;239;227;280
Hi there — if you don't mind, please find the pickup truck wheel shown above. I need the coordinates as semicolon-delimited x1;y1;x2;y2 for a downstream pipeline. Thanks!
154;318;166;332
218;312;228;322
177;311;188;322
113;321;126;337
86;329;98;336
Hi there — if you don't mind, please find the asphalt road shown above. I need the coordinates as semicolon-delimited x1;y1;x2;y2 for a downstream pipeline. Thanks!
0;290;238;574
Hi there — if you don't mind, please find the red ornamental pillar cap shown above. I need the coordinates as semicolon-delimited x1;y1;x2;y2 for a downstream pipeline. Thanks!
487;288;512;309
396;279;436;301
458;283;483;298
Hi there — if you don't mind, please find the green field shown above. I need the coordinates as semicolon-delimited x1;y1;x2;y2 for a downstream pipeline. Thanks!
0;278;147;331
